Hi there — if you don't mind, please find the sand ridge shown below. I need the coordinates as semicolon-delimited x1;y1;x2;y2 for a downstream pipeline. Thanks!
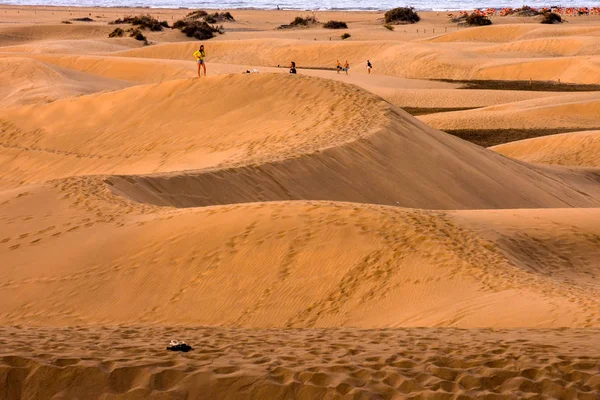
2;5;600;399
492;130;600;167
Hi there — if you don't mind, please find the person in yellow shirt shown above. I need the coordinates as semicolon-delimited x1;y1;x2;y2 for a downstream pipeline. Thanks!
193;45;206;77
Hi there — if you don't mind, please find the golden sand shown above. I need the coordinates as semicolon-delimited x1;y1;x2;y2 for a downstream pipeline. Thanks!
1;5;600;399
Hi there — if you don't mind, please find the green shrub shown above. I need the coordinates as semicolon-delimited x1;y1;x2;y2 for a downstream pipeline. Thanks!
541;12;562;24
384;7;420;24
383;24;394;31
323;20;347;29
465;13;492;26
111;14;164;31
341;33;351;40
160;20;169;28
61;20;72;24
108;27;124;37
72;17;94;22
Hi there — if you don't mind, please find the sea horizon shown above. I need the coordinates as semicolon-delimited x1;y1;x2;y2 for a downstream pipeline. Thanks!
1;0;599;12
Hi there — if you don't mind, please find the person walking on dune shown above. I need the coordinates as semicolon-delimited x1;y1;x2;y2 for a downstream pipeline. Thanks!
343;60;350;75
367;60;372;74
336;60;342;74
193;45;206;77
290;61;297;74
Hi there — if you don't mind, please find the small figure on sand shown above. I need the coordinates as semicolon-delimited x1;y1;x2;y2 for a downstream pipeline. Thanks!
193;45;206;77
343;60;349;75
290;61;297;74
336;60;342;74
367;60;372;74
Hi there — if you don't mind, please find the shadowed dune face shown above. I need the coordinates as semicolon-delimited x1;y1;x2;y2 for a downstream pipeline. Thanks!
0;74;386;188
492;130;600;167
2;73;600;208
2;181;599;328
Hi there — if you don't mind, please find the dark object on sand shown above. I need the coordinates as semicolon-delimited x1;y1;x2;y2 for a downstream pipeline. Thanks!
167;341;193;352
541;12;562;24
465;13;492;26
384;7;420;24
324;20;348;29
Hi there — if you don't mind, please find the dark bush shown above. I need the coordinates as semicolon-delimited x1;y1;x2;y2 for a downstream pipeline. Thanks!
290;15;319;26
173;19;222;40
384;7;420;24
61;20;72;24
341;33;351;40
186;10;208;19
465;13;492;26
383;24;394;31
108;27;124;37
513;6;541;16
541;12;562;24
72;17;94;22
323;20;347;29
130;28;147;42
111;14;164;31
160;20;170;28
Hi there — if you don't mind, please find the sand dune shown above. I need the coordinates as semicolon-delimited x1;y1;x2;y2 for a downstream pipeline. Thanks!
1;326;599;399
429;24;600;44
2;73;599;208
0;23;117;47
0;38;143;54
2;6;600;399
2;179;599;328
476;36;600;57
0;56;130;107
492;130;600;167
119;38;600;83
420;94;600;131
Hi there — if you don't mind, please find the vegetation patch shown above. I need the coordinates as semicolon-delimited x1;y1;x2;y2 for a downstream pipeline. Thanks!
506;6;541;17
341;33;351;40
323;20;348;29
173;19;223;40
186;10;234;23
383;24;394;31
465;13;492;26
384;7;420;24
108;27;125;37
541;12;562;24
129;28;148;44
61;20;72;24
279;15;319;29
111;14;166;31
71;17;94;22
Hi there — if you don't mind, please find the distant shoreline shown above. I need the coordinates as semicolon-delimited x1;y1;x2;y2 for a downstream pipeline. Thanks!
1;3;599;12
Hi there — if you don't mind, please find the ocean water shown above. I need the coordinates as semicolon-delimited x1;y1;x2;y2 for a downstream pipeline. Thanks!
1;0;599;11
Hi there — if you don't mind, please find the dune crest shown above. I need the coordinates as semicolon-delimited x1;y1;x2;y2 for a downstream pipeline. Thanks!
492;130;600;167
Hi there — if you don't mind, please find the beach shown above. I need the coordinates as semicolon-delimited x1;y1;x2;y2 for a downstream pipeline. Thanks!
1;5;600;399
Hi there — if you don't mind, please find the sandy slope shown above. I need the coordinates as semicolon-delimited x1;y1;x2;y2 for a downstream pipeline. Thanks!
2;326;599;399
118;38;600;83
1;180;599;328
492;130;600;167
420;94;600;130
2;6;600;399
1;74;599;208
0;57;130;107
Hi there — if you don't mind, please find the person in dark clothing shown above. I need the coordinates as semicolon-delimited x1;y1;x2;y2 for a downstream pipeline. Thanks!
290;61;297;74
